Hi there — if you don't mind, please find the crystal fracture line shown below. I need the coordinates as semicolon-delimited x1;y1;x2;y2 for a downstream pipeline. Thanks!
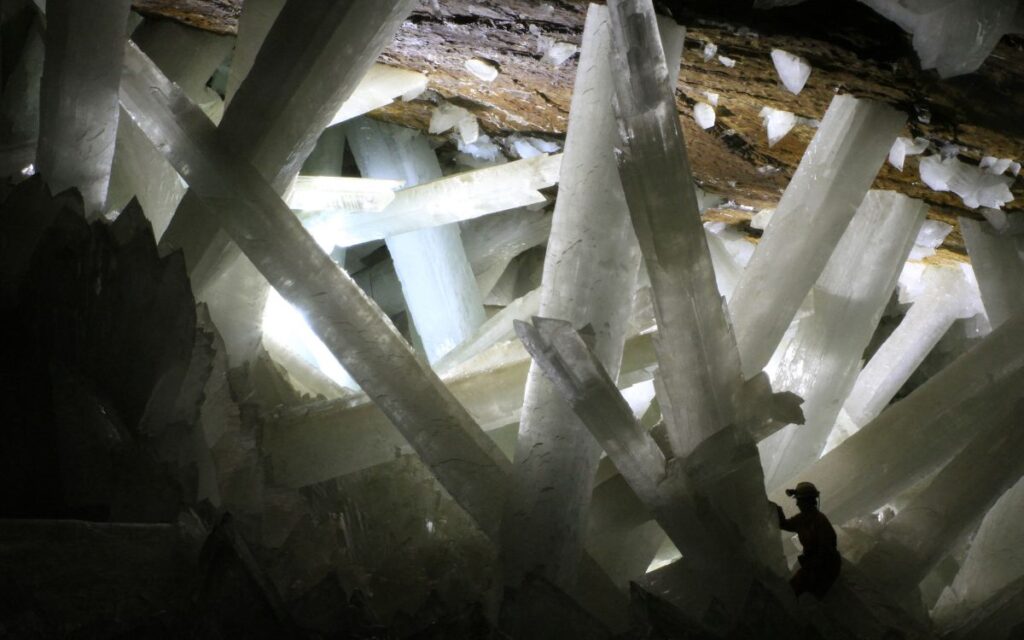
728;94;906;378
35;0;130;215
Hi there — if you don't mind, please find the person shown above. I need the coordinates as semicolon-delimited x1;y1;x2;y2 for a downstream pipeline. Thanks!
772;481;841;598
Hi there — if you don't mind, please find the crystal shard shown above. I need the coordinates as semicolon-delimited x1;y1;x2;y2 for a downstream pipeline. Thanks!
730;94;906;377
35;0;130;214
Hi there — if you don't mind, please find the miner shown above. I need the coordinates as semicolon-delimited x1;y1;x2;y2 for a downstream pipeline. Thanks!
774;481;842;598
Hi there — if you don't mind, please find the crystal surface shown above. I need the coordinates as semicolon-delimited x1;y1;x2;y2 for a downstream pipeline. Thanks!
933;478;1024;628
35;0;131;215
959;217;1024;328
300;152;559;247
464;57;498;82
499;3;662;589
120;40;511;536
856;397;1024;601
730;94;906;378
759;191;926;491
107;19;231;236
827;266;981;448
346;119;486;364
887;136;930;171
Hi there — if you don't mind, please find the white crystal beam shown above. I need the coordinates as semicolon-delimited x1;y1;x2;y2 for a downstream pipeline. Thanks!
298;153;560;247
856;397;1024;600
607;0;789;579
771;309;1024;524
514;317;745;587
833;266;976;441
154;0;416;364
498;4;675;590
35;0;130;215
107;20;232;237
288;175;402;213
264;329;657;487
346;119;486;364
119;40;511;536
159;0;415;287
960;218;1024;329
729;95;906;377
759;191;926;490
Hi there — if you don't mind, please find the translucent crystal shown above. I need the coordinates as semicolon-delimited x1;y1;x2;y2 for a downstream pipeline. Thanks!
857;0;1021;78
464;57;498;82
500;3;659;589
346;119;486;364
932;478;1024;628
428;102;479;145
759;191;926;491
541;41;578;66
831;266;980;444
856;398;1024;601
919;154;1015;209
907;218;952;260
770;48;811;94
120;38;513;539
718;54;736;67
887;136;929;171
702;42;718;61
960;218;1024;328
773;306;1024;524
693;102;716;129
329;64;429;125
303;152;558;248
36;0;131;214
287;176;402;212
758;106;796;147
730;94;906;378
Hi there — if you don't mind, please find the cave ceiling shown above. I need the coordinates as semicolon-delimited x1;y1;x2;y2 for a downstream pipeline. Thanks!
132;0;1024;263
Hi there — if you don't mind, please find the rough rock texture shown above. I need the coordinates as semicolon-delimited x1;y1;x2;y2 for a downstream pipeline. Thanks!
131;0;1024;262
